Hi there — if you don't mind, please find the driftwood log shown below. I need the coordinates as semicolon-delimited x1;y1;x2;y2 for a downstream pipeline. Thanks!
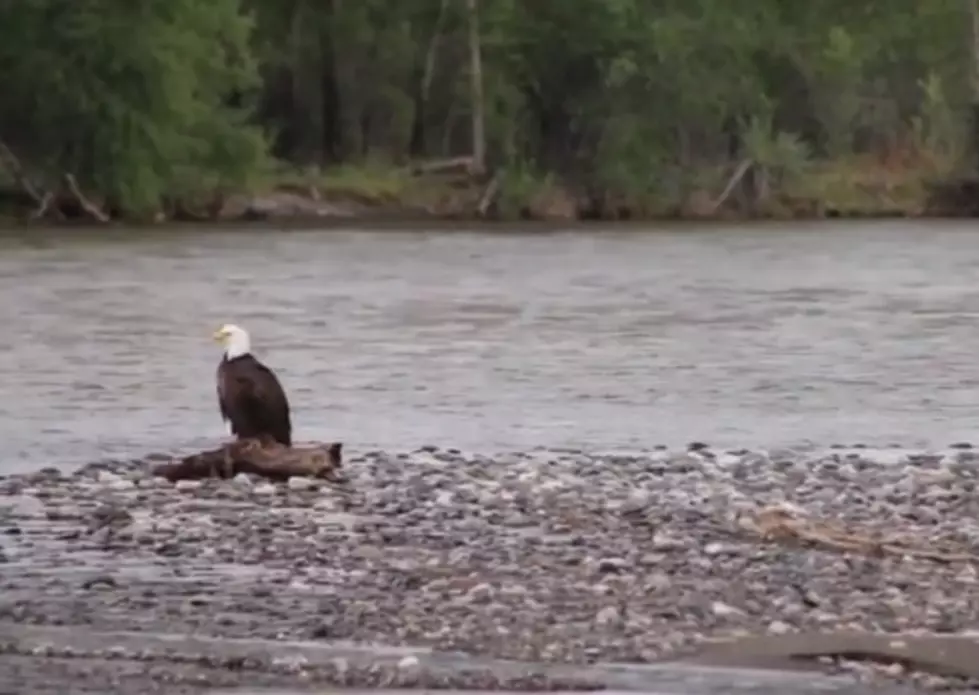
152;439;344;483
738;503;979;565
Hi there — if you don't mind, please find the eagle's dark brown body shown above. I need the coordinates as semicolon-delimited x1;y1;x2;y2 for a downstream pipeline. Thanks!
216;353;292;447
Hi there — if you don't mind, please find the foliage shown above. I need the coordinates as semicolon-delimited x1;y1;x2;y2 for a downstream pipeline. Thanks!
0;0;974;218
0;0;267;216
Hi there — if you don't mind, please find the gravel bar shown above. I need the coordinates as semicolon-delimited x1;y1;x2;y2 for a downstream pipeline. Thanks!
3;444;979;693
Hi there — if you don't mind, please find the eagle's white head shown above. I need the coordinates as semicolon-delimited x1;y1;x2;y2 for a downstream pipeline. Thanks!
213;323;251;360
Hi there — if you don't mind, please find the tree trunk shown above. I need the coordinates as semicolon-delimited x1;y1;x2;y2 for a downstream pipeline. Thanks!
968;0;979;174
466;0;486;175
259;67;299;160
409;0;450;158
320;0;342;164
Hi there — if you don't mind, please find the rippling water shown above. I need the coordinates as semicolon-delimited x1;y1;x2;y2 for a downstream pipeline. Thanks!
2;220;979;472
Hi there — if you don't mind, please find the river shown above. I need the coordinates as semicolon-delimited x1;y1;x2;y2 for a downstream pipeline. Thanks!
2;219;979;473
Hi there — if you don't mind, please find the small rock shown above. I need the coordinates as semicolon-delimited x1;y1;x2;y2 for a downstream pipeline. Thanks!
2;494;46;519
877;661;905;678
253;483;277;496
595;605;621;627
232;473;253;487
288;477;316;492
397;655;421;677
174;480;201;492
711;601;744;618
597;557;629;574
465;582;494;603
703;542;730;556
620;489;651;514
81;575;118;590
651;532;686;551
97;471;134;491
767;620;792;634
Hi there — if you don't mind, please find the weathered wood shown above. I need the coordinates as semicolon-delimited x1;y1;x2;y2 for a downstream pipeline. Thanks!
0;140;66;221
408;156;475;176
738;503;979;565
152;439;344;483
476;172;500;217
63;173;110;223
708;158;754;215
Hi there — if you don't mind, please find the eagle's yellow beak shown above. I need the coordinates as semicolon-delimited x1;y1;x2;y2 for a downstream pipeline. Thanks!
213;328;228;343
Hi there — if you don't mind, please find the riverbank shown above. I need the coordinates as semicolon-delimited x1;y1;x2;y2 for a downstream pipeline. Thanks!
4;445;979;693
1;154;976;226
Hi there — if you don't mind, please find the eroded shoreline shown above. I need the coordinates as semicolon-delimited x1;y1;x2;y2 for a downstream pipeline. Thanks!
4;445;979;693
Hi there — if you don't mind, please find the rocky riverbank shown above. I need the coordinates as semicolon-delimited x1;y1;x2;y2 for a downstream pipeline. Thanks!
4;444;979;693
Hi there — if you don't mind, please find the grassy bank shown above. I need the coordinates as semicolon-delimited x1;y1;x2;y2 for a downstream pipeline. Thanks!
0;153;972;225
257;150;964;223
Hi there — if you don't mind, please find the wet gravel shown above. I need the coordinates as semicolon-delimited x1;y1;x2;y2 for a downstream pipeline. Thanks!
4;444;979;693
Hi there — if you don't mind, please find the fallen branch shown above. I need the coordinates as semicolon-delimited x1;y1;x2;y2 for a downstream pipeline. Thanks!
476;172;500;217
152;439;345;484
738;503;979;564
0;140;64;220
707;158;753;215
28;191;56;221
63;173;110;223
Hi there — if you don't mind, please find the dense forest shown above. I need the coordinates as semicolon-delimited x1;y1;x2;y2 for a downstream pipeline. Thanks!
0;0;976;221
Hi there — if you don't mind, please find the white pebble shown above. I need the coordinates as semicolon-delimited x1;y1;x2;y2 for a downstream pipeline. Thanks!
287;476;315;491
174;480;201;492
703;542;727;556
253;483;277;496
711;601;744;618
98;472;134;491
651;532;685;551
397;655;420;672
141;477;173;489
313;497;338;512
465;582;494;602
767;620;792;634
621;488;651;512
232;472;253;487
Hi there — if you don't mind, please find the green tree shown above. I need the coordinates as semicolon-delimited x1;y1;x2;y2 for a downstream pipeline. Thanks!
0;0;267;216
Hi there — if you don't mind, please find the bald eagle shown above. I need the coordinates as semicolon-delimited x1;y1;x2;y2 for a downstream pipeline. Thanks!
213;323;292;447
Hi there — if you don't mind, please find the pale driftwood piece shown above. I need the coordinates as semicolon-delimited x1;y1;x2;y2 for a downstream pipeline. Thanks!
707;158;753;214
476;173;500;217
28;191;56;221
0;140;65;220
409;156;475;176
152;439;344;483
63;173;110;222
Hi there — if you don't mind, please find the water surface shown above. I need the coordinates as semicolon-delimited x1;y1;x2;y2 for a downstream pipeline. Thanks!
2;220;979;472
